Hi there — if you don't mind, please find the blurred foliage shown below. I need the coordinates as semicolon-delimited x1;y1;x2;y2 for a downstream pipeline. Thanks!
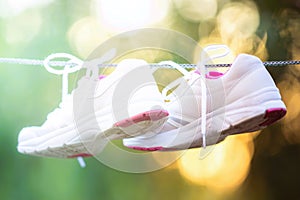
0;0;299;200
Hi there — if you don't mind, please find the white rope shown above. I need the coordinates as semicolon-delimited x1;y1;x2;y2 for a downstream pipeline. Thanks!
1;53;299;158
1;57;299;68
0;57;73;66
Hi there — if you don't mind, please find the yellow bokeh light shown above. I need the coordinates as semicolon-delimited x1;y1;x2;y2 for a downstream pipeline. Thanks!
151;151;183;169
173;0;218;22
278;77;300;144
201;1;266;57
67;16;111;58
217;1;260;39
214;1;265;57
92;0;170;32
199;32;269;61
178;134;255;193
276;9;300;144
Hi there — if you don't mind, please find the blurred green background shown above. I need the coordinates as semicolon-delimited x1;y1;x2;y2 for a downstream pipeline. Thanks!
0;0;299;199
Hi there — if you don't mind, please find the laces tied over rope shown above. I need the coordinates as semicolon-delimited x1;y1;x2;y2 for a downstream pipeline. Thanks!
43;53;83;101
43;53;87;168
197;45;231;149
159;61;191;102
158;45;231;151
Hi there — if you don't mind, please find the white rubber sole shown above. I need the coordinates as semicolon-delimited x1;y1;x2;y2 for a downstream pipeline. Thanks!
124;88;286;151
18;109;168;158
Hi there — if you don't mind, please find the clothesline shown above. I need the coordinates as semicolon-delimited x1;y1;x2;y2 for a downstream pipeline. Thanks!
6;54;299;168
0;57;299;68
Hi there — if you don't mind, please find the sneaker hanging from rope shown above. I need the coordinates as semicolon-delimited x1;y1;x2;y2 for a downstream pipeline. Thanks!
17;53;168;158
123;51;287;151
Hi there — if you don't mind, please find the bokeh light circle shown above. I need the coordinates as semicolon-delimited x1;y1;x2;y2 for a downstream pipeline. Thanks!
92;0;170;32
217;1;260;39
178;135;254;192
173;0;218;22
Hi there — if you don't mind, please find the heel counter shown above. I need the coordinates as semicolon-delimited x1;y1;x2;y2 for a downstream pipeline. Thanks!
224;54;278;101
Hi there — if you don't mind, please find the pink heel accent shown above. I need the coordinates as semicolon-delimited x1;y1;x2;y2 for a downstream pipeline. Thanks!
99;75;106;80
68;153;93;158
259;108;287;126
128;146;163;151
114;110;169;128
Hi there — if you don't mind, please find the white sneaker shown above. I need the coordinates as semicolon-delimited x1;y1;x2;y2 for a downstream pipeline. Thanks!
17;59;168;158
123;54;286;151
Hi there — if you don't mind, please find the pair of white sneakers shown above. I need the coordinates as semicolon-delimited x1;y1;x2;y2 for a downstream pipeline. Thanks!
17;52;286;158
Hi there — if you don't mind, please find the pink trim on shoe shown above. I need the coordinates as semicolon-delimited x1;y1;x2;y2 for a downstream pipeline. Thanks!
114;110;169;128
99;75;106;80
125;107;287;152
66;110;169;158
128;146;163;151
207;71;224;78
194;70;224;79
68;153;93;158
259;108;287;126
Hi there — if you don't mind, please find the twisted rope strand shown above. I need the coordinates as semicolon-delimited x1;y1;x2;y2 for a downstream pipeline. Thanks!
0;57;299;68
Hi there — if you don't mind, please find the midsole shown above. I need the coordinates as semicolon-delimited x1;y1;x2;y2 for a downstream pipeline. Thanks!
124;87;285;148
18;107;167;148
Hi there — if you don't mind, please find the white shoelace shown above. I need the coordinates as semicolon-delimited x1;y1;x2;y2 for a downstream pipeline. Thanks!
43;53;83;101
43;53;86;167
43;49;116;167
198;45;231;148
159;45;231;149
